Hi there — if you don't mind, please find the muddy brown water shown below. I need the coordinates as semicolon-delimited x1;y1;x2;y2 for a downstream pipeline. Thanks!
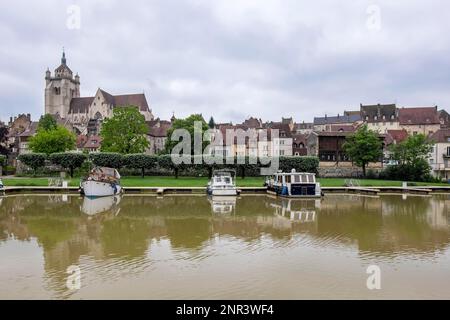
0;194;449;299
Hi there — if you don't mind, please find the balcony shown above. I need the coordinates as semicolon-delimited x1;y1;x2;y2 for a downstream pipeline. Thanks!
443;153;450;158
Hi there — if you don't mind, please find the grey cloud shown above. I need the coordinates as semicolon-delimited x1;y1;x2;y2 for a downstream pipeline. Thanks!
0;0;449;124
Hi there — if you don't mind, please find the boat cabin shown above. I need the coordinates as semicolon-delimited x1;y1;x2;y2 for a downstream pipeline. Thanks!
266;170;320;197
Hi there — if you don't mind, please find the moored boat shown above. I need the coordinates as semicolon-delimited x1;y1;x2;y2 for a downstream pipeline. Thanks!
265;169;322;198
207;170;238;196
80;167;123;197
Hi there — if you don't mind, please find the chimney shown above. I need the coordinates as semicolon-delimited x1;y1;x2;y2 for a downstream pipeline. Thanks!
325;114;327;120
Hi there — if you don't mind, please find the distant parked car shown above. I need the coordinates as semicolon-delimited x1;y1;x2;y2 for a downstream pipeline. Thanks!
383;159;399;166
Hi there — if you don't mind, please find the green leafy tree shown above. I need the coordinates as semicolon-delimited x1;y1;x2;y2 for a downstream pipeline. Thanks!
164;114;210;155
90;152;125;169
29;126;76;155
37;114;58;132
0;126;9;156
385;133;433;181
390;134;433;165
343;125;383;177
49;153;87;178
125;154;158;178
18;153;47;175
100;107;149;154
208;116;216;129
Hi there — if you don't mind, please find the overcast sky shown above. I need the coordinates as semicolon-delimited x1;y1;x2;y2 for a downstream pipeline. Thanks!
1;0;450;124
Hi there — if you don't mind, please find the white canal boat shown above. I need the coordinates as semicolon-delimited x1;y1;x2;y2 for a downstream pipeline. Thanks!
265;169;322;198
207;170;238;196
80;167;123;197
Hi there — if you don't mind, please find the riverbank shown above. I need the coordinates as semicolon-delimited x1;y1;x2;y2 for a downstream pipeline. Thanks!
1;176;448;187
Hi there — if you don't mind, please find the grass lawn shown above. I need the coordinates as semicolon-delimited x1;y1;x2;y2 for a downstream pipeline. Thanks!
1;176;448;188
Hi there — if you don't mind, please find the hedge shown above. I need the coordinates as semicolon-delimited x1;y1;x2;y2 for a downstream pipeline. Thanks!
0;154;6;166
14;153;320;178
49;153;87;178
90;152;125;169
18;153;47;175
124;154;158;178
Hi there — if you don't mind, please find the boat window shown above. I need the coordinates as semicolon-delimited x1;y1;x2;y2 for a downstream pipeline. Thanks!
301;174;307;183
307;175;315;183
286;175;291;183
224;177;231;184
277;176;282;183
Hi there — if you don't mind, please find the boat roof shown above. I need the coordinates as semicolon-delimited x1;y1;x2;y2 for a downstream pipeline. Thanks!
212;169;236;176
273;172;316;176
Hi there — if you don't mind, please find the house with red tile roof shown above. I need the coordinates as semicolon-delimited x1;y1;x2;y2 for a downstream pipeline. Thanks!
398;106;440;136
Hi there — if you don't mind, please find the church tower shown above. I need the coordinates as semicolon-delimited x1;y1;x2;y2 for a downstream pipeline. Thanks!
45;50;80;118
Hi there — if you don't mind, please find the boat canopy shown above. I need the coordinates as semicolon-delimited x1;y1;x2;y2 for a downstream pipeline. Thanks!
90;167;121;179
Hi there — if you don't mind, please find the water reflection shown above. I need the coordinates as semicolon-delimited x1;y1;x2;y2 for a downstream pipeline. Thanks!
208;196;237;214
81;195;121;216
0;194;449;299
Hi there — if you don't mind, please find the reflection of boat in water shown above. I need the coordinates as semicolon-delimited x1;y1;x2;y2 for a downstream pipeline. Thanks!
265;170;322;198
270;198;319;223
208;195;237;214
207;170;238;196
81;195;122;216
80;167;123;197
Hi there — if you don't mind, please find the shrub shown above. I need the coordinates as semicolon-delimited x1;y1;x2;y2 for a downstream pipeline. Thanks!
90;152;125;169
0;154;6;166
49;153;87;178
18;153;47;175
279;156;319;174
380;159;432;182
125;154;158;178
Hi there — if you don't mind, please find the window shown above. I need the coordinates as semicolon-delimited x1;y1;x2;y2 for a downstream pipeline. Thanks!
447;147;450;156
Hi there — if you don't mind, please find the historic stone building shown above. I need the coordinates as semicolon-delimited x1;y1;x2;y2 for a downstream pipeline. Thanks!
44;51;154;134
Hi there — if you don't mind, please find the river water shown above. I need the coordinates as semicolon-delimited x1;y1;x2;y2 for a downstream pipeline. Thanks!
0;193;449;299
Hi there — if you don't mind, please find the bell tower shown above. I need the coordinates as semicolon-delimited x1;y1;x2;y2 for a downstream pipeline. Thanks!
45;49;80;118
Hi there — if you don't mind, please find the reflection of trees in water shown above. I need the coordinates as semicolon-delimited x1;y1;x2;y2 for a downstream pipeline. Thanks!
101;218;152;258
315;195;450;256
1;194;450;296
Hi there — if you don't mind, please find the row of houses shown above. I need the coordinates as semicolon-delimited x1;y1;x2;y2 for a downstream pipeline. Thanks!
1;104;450;180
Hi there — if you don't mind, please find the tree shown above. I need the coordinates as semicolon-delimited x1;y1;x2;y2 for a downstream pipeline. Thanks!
0;154;6;176
29;126;76;155
164;114;210;155
90;152;125;169
37;114;58;132
49;153;87;178
100;107;149;154
385;133;433;181
208;116;216;129
390;134;433;165
17;153;47;175
343;125;383;177
125;154;158;178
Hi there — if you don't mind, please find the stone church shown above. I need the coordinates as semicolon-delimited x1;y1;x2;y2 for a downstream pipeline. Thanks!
45;51;154;134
